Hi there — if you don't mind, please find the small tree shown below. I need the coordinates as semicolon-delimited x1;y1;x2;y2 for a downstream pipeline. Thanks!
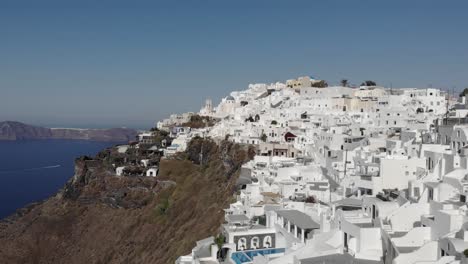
271;120;278;125
340;79;349;87
214;234;225;249
460;88;468;97
311;80;328;88
464;248;468;258
305;196;317;203
159;130;169;137
361;80;377;86
260;133;267;142
156;197;170;216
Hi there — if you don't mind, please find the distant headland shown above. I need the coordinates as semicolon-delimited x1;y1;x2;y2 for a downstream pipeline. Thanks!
0;121;138;142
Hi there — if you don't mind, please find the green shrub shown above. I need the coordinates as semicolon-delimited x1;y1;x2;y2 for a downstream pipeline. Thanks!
460;88;468;97
214;234;225;249
311;80;328;88
155;197;170;216
361;80;377;86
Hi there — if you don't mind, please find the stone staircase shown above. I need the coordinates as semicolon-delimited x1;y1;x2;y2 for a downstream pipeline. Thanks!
382;223;394;235
381;219;395;235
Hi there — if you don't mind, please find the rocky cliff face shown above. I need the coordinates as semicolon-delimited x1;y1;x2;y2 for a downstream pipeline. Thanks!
0;121;138;141
0;121;52;140
0;139;255;264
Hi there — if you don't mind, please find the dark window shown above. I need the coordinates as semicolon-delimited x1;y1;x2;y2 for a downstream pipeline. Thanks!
428;188;434;201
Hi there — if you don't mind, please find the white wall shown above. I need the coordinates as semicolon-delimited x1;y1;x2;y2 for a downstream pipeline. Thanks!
376;158;426;193
391;227;431;248
389;203;430;231
393;241;439;264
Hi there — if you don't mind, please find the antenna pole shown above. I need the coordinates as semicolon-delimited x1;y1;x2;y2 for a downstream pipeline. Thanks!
445;88;449;125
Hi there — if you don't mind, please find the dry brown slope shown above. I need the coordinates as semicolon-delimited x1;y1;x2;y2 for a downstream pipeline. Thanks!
0;139;253;264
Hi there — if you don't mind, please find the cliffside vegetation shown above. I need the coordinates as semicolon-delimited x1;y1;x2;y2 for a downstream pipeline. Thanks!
360;80;377;86
180;115;218;129
0;138;254;264
311;80;328;88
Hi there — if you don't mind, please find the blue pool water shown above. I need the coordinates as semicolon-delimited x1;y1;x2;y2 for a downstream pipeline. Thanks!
231;248;285;264
0;139;121;219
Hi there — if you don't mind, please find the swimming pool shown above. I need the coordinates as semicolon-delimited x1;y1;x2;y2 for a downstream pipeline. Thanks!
231;248;285;264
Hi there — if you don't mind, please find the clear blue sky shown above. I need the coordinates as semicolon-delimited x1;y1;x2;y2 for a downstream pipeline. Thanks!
1;0;467;129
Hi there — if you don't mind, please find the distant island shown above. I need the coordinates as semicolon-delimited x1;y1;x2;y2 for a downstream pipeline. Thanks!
0;121;138;142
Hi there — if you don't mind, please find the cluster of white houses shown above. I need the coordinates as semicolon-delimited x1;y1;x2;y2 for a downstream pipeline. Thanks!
149;76;468;264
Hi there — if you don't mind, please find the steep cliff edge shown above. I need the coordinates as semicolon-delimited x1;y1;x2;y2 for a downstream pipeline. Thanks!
0;121;137;141
0;139;255;264
0;121;52;140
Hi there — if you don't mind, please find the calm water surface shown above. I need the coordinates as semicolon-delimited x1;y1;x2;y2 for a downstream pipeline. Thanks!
0;140;120;219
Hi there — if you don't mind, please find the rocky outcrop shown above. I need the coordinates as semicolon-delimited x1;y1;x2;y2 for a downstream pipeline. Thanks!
0;139;254;264
0;121;138;142
0;121;52;140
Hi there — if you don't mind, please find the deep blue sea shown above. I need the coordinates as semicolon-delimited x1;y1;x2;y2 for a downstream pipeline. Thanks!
0;140;121;219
